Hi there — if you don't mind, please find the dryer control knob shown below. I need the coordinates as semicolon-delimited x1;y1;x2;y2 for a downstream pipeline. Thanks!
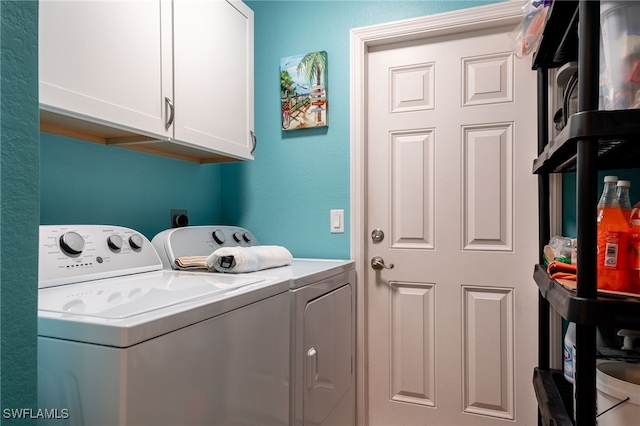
233;232;243;243
212;230;226;245
60;231;85;255
242;232;252;243
129;234;143;250
107;235;123;251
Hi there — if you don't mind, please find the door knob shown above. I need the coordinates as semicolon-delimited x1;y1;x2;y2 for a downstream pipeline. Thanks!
371;256;394;270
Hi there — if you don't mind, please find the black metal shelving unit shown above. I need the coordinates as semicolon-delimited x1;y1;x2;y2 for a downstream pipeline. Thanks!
532;1;640;425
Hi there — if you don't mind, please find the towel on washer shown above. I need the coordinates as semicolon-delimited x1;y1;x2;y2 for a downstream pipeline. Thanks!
206;245;293;273
174;256;208;270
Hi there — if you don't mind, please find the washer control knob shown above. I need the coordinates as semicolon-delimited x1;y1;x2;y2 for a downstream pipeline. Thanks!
60;231;85;255
212;230;226;245
107;235;123;251
129;234;144;250
233;232;243;243
242;232;252;243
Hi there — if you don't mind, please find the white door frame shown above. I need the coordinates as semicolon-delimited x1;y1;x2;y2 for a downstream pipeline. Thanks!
349;2;561;424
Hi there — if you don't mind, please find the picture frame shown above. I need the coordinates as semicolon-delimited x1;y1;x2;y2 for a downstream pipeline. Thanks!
280;51;328;131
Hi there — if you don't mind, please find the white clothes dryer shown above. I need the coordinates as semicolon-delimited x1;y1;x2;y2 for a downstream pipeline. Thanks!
151;226;356;426
38;225;290;426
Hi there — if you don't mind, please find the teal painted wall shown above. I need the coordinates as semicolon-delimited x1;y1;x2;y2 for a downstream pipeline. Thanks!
40;134;222;240
222;0;499;259
562;169;640;237
1;0;39;422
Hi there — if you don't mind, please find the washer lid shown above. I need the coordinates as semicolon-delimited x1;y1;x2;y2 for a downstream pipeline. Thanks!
39;271;264;319
38;270;289;347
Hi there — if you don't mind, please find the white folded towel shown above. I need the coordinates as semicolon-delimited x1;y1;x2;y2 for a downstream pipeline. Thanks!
206;245;293;273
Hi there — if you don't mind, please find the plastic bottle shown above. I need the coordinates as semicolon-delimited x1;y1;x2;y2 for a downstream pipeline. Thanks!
617;180;633;291
564;322;577;421
564;322;607;421
597;175;630;291
564;322;576;384
564;322;607;384
629;201;640;293
617;180;632;222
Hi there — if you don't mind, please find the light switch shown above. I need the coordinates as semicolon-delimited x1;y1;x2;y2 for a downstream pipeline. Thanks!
330;209;344;233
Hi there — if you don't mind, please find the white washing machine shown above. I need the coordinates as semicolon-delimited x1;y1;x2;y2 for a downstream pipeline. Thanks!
151;226;356;426
37;225;290;426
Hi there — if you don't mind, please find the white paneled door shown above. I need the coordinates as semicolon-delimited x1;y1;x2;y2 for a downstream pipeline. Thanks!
364;17;539;426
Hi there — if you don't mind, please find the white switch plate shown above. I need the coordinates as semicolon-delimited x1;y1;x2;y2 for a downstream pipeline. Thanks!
330;209;344;233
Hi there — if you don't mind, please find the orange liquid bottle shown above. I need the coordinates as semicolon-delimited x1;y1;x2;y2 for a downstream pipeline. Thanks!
629;202;640;294
617;180;632;222
597;176;630;292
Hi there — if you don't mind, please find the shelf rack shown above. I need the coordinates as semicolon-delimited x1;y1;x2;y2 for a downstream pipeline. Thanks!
533;265;640;327
531;1;640;425
532;109;640;173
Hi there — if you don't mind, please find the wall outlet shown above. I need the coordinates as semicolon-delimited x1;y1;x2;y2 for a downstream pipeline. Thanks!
171;209;189;228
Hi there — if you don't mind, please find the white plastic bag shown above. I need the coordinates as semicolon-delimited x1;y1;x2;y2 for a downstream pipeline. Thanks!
511;0;550;58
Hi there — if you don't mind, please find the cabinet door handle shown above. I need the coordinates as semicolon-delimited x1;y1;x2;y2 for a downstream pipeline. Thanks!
250;131;257;154
165;97;174;130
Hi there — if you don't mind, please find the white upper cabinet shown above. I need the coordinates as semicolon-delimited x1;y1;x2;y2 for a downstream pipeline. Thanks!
173;0;255;160
39;0;173;140
39;0;255;163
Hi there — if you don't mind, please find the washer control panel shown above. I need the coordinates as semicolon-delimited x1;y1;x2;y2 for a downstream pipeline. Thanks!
39;225;163;288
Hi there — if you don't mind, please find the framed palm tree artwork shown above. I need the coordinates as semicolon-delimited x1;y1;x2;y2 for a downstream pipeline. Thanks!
280;51;327;130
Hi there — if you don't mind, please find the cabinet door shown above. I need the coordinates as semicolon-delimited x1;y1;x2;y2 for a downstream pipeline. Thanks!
39;0;172;139
173;0;255;160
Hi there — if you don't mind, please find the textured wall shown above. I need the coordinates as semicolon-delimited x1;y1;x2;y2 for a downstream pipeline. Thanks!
0;0;39;421
40;134;222;240
222;0;498;259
